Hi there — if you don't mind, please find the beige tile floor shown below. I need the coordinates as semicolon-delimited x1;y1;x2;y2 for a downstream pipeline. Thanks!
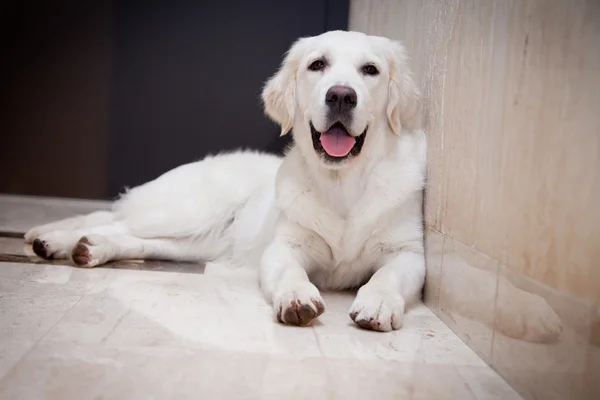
0;195;522;399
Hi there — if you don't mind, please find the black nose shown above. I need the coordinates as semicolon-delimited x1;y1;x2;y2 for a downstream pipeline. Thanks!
325;85;357;113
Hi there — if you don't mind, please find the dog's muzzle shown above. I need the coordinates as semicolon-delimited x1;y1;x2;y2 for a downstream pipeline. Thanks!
310;121;367;164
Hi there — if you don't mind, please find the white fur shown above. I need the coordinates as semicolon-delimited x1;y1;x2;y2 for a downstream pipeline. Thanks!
25;31;426;331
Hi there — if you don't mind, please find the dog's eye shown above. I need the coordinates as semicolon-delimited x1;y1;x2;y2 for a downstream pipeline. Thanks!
308;59;326;71
361;64;379;76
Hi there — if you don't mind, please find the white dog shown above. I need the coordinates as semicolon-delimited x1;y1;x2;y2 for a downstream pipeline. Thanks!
25;31;426;331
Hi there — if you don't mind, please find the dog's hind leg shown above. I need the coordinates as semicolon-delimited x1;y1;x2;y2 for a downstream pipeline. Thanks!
31;221;127;260
70;234;201;268
25;210;114;243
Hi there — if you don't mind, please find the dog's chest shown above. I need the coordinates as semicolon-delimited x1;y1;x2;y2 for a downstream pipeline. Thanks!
311;226;399;290
309;260;372;290
319;178;366;219
311;236;387;290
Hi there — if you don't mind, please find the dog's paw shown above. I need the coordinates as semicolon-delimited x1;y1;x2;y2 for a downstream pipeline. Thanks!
71;235;112;268
495;287;563;343
31;231;77;259
273;282;325;326
349;287;405;332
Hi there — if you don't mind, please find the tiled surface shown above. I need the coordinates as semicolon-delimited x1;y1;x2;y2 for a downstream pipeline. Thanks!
0;237;34;258
0;236;206;274
0;261;521;400
351;1;600;399
0;195;111;234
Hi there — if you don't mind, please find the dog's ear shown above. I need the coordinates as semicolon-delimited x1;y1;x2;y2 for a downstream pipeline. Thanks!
386;40;422;134
262;38;307;136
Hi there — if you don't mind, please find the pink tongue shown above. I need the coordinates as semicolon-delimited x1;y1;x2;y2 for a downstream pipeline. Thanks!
319;127;356;157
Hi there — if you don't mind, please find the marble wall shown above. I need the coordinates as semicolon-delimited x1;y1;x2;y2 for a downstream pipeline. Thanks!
349;1;599;399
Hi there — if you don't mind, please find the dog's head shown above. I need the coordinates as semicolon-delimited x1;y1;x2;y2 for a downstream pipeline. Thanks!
262;30;421;168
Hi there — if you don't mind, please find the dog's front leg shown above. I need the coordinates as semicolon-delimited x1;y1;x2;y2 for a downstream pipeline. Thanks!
349;250;425;332
259;227;325;327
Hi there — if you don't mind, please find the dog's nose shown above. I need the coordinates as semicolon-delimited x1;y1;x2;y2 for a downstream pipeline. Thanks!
325;85;357;113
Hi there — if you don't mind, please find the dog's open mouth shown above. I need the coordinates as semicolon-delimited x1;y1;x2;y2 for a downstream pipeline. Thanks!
310;121;367;163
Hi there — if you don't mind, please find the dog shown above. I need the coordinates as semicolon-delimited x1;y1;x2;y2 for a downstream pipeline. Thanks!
25;30;426;332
